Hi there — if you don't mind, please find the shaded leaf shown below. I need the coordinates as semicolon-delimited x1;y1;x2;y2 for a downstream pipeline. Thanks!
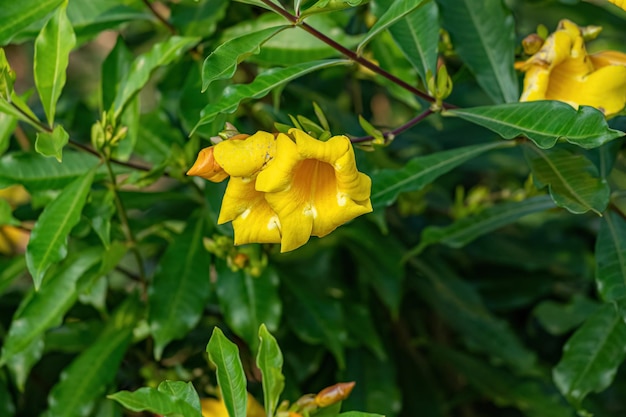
257;324;285;417
193;59;350;132
233;0;283;11
202;25;290;91
35;125;69;162
371;141;511;209
100;35;132;111
413;195;555;254
437;0;518;103
149;214;211;359
447;103;624;149
112;36;200;118
109;381;202;417
0;110;17;156
553;303;626;408
0;373;15;417
207;327;248;417
524;145;610;215
0;0;63;45
25;168;95;289
357;0;426;55
33;1;76;127
171;0;228;38
595;211;626;302
533;296;600;336
0;256;26;295
215;260;281;353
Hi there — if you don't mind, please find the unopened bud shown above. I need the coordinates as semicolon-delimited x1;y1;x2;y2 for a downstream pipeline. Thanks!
187;147;229;182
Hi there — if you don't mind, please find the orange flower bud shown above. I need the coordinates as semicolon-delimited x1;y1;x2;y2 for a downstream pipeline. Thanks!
187;146;228;182
314;381;355;407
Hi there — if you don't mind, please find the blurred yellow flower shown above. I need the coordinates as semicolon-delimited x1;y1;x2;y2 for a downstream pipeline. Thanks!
0;185;30;256
187;128;372;252
201;393;265;417
608;0;626;11
517;19;626;116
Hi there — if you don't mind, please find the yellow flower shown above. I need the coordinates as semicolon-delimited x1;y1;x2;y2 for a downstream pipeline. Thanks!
0;185;30;256
201;393;265;417
187;129;372;252
517;19;626;116
608;0;626;12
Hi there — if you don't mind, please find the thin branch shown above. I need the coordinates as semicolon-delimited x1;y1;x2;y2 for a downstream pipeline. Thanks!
350;108;434;143
142;0;177;34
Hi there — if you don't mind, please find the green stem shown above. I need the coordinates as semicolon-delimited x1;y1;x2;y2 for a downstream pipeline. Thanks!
351;108;434;143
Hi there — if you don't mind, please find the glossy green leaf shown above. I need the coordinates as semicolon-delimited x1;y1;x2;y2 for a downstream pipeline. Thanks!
413;195;555;255
524;146;610;215
553;303;626;408
42;297;141;417
0;151;99;190
215;261;281;353
109;381;202;417
413;259;537;375
193;59;350;131
0;93;40;129
0;0;63;45
67;0;149;41
171;0;228;38
25;168;95;289
447;102;624;149
595;211;626;302
437;0;517;103
207;327;248;417
202;25;290;91
301;0;368;16
149;214;211;359
35;125;69;162
1;249;102;389
100;35;132;111
257;324;285;417
0;111;17;156
34;1;75;127
371;141;511;209
357;0;425;55
112;36;200;118
233;0;282;11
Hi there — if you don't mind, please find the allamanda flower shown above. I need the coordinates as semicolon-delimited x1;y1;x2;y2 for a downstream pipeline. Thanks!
187;128;372;253
517;19;626;116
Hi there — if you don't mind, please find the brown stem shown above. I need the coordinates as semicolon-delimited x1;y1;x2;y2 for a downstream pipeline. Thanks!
142;0;177;34
351;108;434;143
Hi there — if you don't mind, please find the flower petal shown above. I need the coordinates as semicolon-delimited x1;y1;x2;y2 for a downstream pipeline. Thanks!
186;146;228;182
214;131;276;178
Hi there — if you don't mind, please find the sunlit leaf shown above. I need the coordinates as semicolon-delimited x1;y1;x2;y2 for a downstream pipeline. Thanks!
447;102;624;149
257;324;285;417
0;0;63;45
109;381;202;417
34;125;69;162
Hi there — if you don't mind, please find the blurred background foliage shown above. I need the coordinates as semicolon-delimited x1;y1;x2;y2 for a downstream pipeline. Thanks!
1;0;626;416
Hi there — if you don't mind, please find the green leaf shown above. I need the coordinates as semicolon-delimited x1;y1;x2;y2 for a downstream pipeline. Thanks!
193;59;350;132
149;214;211;359
233;0;283;11
339;413;385;417
533;296;600;336
0;372;15;417
413;195;555;255
386;0;439;83
0;199;19;226
25;168;95;289
371;141;511;209
524;146;610;215
112;36;200;118
109;381;202;417
202;25;290;91
595;211;626;302
257;324;285;417
357;0;426;55
301;0;368;16
215;261;281;353
33;1;75;127
446;102;624;149
42;297;141;417
100;35;132;111
0;151;100;190
0;0;64;45
171;0;228;38
207;327;248;417
0;256;26;295
35;125;69;162
553;303;626;408
0;111;17;156
0;248;102;389
436;0;518;103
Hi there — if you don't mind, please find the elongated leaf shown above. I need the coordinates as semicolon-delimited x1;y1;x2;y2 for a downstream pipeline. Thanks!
109;381;202;417
149;214;211;359
301;0;368;16
0;256;26;295
0;151;99;190
202;25;290;91
1;249;101;389
215;261;281;353
413;258;537;375
100;35;132;111
387;0;439;83
171;0;228;38
34;1;75;127
437;0;518;103
234;0;282;11
553;303;626;408
112;36;199;118
25;168;95;289
257;324;285;417
207;327;248;417
357;0;425;55
0;373;15;417
193;59;350;132
596;211;626;302
0;0;63;45
43;297;141;417
0;111;17;156
413;195;555;254
524;146;610;215
35;124;69;162
447;102;624;149
371;141;511;209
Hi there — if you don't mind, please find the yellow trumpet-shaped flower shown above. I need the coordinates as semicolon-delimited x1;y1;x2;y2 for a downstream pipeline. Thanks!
517;19;626;116
187;128;372;252
201;393;265;417
608;0;626;12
